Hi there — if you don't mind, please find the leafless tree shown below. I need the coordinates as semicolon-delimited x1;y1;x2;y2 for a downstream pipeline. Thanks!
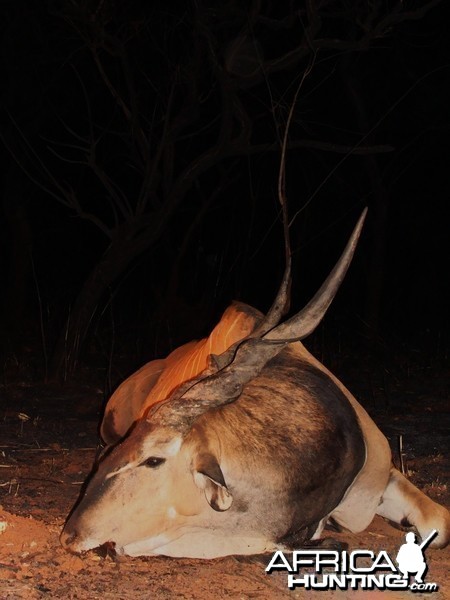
1;0;441;377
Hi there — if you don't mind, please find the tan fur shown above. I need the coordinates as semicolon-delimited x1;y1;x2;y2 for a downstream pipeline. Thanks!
63;303;450;557
288;342;392;533
377;467;450;548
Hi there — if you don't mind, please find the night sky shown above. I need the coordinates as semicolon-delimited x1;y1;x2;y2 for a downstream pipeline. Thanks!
1;1;449;382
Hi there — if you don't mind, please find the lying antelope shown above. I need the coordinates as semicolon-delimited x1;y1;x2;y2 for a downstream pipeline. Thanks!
61;210;449;558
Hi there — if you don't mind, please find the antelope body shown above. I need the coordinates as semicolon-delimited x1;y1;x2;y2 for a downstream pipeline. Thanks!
61;211;450;558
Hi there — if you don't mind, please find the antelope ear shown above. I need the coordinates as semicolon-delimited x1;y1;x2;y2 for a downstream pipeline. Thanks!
193;454;233;511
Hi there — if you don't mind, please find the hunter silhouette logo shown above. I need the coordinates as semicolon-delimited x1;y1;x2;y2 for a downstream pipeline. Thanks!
396;529;436;585
266;529;440;593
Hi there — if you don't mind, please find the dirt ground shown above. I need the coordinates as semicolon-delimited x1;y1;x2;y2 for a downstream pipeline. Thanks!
0;353;449;600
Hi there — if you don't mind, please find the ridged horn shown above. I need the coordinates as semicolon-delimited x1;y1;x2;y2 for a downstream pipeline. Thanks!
147;208;367;431
266;207;367;342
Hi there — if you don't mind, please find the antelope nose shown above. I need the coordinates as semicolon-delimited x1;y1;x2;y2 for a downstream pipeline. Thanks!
60;527;79;550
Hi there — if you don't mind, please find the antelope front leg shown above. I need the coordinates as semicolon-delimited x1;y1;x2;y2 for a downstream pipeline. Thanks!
376;467;450;548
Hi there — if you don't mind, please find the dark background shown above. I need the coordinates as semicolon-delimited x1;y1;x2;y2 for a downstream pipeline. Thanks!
1;0;449;388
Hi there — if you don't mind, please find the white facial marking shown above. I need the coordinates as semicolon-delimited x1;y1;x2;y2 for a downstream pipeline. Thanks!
77;536;102;552
141;433;182;459
165;436;182;456
122;534;171;556
167;506;177;519
105;462;137;480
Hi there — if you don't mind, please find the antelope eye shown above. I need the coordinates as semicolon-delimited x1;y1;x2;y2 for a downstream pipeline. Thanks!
141;456;166;468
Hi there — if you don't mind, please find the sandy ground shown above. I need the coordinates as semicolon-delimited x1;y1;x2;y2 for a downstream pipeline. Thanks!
0;364;449;599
